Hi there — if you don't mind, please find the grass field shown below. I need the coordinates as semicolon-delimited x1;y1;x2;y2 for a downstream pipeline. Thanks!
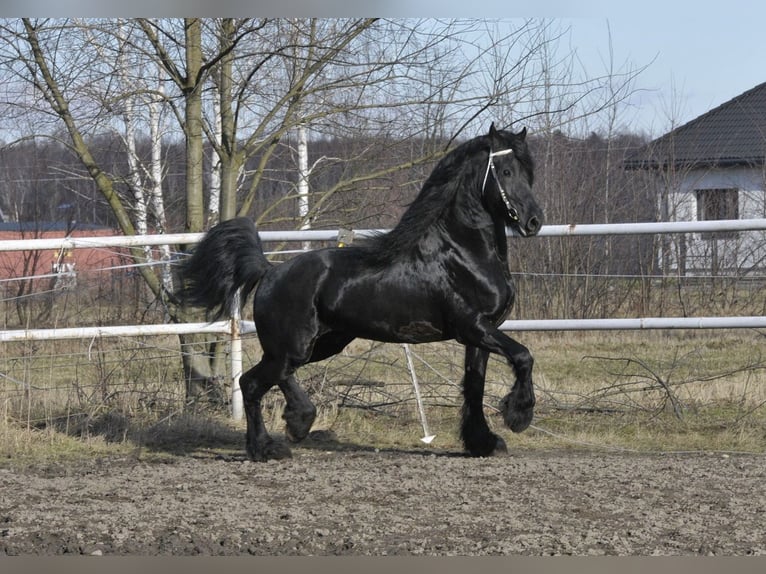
2;329;765;464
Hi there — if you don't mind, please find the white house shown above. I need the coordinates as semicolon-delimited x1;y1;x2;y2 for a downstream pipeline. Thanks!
624;82;766;276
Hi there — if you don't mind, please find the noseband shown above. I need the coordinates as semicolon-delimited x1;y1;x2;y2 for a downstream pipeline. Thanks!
481;148;519;222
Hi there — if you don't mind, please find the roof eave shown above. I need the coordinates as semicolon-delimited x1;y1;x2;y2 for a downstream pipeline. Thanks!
623;157;765;171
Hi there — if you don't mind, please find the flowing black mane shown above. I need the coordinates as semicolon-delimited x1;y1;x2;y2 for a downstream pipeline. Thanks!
359;130;534;263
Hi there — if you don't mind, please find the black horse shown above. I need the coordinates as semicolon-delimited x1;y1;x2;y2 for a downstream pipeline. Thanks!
177;123;544;461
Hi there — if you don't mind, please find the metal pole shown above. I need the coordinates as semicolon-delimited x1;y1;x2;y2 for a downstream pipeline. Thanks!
402;343;435;444
230;290;243;421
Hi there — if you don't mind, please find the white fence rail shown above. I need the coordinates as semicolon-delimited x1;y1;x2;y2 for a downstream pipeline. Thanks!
3;218;766;420
0;321;249;342
3;218;766;253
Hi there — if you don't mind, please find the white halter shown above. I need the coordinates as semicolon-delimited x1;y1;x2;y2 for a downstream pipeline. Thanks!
481;148;518;221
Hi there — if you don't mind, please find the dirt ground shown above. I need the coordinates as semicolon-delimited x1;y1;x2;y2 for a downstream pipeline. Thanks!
2;434;765;556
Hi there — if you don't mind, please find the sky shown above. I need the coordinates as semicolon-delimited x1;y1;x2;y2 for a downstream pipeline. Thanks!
5;1;765;139
561;6;766;137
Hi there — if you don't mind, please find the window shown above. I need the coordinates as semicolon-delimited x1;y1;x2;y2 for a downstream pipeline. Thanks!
695;188;739;238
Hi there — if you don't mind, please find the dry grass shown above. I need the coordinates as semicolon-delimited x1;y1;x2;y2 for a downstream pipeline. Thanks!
1;330;765;465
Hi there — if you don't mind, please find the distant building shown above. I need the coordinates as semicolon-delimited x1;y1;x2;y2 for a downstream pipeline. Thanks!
624;82;766;276
0;222;130;293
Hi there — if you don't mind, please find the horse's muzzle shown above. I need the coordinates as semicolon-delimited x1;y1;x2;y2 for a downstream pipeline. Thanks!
524;215;542;236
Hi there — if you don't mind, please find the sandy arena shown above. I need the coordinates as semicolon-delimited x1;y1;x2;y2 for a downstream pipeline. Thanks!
2;435;765;556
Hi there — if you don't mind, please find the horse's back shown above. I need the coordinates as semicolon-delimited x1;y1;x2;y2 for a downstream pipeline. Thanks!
253;246;450;346
314;248;452;343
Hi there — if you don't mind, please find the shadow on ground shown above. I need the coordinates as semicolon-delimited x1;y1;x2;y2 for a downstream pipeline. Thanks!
40;410;467;461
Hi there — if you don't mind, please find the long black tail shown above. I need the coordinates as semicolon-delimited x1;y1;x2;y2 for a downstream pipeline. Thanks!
175;217;272;321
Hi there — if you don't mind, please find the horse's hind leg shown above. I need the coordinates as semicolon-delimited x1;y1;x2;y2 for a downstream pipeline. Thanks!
461;346;508;457
240;357;294;462
280;376;316;443
280;332;355;443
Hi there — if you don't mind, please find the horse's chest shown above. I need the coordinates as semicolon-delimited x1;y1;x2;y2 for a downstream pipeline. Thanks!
495;277;516;321
488;271;515;321
446;257;515;319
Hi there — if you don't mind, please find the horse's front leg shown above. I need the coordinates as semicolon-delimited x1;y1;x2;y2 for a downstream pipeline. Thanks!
461;345;508;457
494;334;535;433
460;323;536;434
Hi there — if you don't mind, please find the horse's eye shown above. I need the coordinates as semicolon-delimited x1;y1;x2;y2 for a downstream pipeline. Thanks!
503;169;511;177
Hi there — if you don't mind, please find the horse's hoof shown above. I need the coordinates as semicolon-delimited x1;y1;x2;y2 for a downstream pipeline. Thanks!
247;438;293;462
493;435;508;455
503;407;533;433
500;393;534;433
283;406;317;443
466;433;507;458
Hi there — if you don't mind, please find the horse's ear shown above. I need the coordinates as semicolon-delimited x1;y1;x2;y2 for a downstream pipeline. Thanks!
518;126;527;140
488;122;499;139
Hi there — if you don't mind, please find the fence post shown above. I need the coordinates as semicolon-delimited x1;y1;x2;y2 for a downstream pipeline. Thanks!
230;290;243;421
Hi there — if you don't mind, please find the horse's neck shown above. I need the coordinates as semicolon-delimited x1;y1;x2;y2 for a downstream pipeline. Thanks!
492;219;510;262
445;187;510;265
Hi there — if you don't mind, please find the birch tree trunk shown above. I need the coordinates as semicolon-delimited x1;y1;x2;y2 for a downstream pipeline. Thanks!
297;123;311;251
208;83;222;227
148;66;173;299
117;23;151;266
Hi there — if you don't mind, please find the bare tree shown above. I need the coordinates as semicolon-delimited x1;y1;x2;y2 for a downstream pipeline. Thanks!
0;17;648;404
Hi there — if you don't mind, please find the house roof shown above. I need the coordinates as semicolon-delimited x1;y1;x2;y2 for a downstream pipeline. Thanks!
624;81;766;170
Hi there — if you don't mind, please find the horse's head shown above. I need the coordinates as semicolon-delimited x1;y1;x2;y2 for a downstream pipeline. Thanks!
482;123;543;237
